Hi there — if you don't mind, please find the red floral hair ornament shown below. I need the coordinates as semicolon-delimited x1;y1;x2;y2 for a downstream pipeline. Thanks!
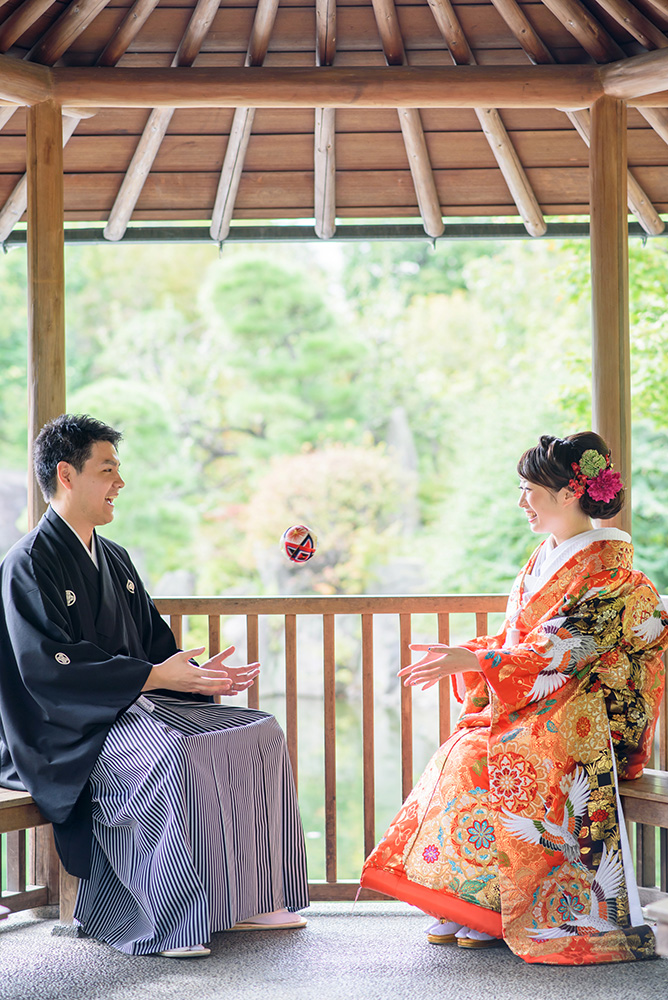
568;449;624;503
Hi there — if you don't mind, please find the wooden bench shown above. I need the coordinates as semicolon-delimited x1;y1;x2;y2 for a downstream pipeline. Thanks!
619;769;668;896
0;787;65;917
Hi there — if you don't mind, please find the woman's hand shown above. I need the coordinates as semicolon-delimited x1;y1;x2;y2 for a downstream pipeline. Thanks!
143;645;260;696
398;644;480;690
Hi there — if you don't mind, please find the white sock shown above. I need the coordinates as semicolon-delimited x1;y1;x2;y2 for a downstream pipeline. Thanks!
463;928;496;941
426;919;463;936
455;926;472;938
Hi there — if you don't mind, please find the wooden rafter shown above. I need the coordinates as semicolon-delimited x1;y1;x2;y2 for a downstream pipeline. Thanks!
642;0;668;19
370;0;444;238
0;0;57;53
428;0;546;236
539;0;624;62
0;112;77;243
27;0;112;65
104;0;223;241
589;0;668;50
0;0;162;243
490;0;664;233
209;0;280;242
540;0;668;149
0;0;111;132
568;107;663;233
97;0;162;67
316;0;336;67
487;0;555;64
314;0;337;239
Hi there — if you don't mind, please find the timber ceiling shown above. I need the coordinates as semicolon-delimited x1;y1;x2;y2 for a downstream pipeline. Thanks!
1;0;668;241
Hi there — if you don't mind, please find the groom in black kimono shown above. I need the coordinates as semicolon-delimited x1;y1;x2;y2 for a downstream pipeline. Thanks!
0;414;260;880
0;414;309;955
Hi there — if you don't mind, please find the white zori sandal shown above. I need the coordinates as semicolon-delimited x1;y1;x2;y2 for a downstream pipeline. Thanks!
229;908;307;930
158;943;211;958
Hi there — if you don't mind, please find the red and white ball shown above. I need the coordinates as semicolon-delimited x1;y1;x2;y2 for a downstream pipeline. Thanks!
280;525;317;563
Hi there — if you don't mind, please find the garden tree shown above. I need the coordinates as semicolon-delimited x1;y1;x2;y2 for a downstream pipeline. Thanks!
1;235;668;598
405;240;594;594
199;254;368;462
340;238;501;308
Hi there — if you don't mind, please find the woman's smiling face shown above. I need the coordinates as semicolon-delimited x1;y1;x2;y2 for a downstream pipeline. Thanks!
518;480;567;537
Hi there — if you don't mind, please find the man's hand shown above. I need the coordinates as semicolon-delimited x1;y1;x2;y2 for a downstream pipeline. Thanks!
143;645;260;696
398;644;480;690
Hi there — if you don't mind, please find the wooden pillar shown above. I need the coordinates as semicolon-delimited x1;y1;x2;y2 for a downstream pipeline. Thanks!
26;99;66;529
589;96;631;534
25;99;67;914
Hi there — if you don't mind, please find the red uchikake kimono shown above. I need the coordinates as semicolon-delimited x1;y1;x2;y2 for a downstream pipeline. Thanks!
361;529;668;964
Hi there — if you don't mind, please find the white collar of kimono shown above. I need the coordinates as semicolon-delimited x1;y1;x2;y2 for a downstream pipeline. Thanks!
524;526;630;596
51;506;99;569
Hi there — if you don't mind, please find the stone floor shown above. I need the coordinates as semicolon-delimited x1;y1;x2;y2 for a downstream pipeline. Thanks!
0;902;666;1000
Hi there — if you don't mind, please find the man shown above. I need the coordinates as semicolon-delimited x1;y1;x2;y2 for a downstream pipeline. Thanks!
0;414;308;956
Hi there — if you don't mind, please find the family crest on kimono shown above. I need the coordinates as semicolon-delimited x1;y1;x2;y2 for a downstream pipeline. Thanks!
361;432;668;965
0;414;309;958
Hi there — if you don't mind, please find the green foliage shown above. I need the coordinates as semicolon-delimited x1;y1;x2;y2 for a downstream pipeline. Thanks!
2;234;668;606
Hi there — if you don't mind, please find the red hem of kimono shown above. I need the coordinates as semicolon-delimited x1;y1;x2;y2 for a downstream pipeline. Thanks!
360;868;503;938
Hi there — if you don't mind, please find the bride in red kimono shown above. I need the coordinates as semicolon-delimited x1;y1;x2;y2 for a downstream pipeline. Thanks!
360;432;668;965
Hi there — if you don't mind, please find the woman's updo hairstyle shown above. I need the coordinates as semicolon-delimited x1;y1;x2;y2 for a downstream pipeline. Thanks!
517;431;625;520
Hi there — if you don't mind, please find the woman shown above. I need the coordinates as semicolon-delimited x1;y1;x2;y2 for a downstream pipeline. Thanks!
361;433;668;965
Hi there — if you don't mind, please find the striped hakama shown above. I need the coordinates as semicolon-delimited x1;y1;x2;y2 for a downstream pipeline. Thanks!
73;694;309;955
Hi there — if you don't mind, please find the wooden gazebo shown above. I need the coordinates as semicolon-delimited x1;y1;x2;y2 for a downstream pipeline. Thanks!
3;0;668;526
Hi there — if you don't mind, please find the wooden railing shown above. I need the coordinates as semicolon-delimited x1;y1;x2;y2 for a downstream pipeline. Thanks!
153;594;508;897
2;592;666;910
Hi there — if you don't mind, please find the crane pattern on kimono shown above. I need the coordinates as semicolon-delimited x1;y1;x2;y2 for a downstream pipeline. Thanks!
526;619;598;703
500;766;590;866
526;844;624;939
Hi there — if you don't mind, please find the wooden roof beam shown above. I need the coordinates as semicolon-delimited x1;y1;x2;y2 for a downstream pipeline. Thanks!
540;0;668;150
0;0;57;53
488;0;664;233
539;0;624;62
0;52;50;104
588;0;668;50
314;105;336;239
0;111;78;243
371;0;443;238
314;0;337;240
50;66;605;110
488;0;555;64
568;107;664;233
603;48;668;98
210;0;280;241
27;0;113;65
316;0;336;68
0;0;113;134
0;0;161;242
97;0;162;67
428;0;545;236
105;0;223;241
